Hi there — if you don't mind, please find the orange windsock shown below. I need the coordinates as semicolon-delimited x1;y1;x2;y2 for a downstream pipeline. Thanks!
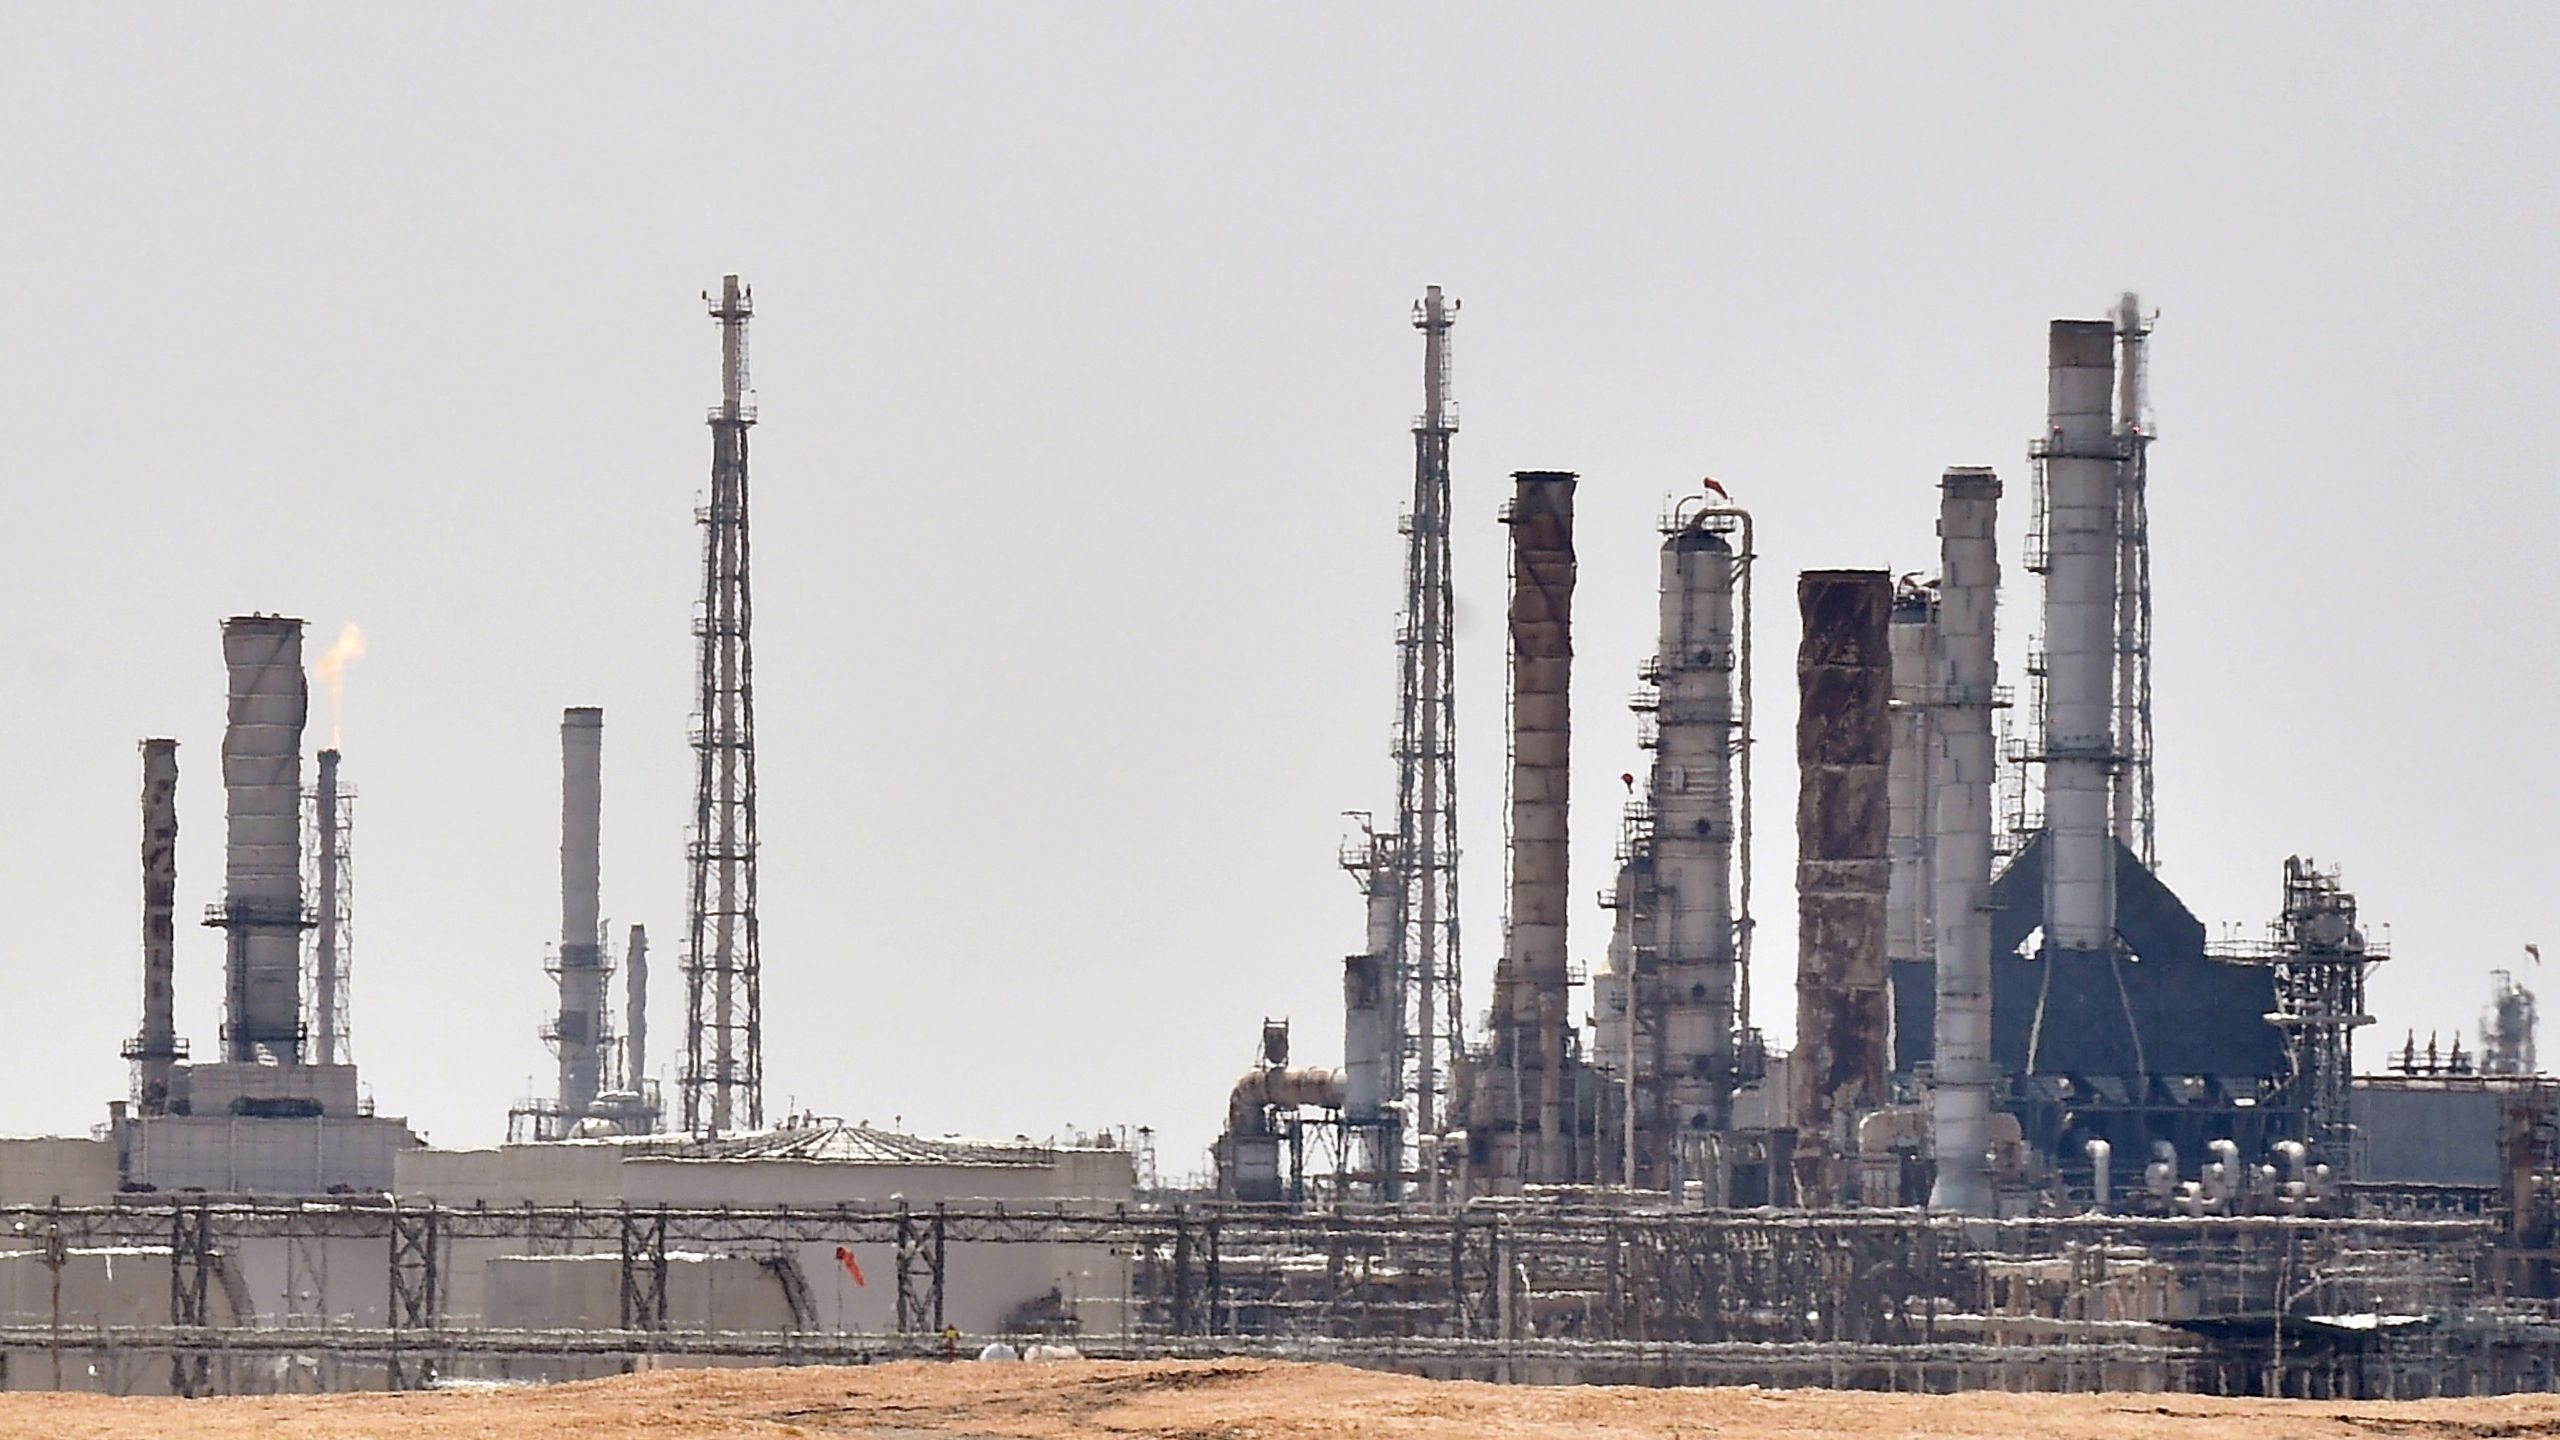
835;1245;866;1286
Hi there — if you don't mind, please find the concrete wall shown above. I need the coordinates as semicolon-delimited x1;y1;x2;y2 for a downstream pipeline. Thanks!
0;1137;117;1205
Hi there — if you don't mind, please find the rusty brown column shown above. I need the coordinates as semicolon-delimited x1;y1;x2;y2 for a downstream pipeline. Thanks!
1495;471;1577;1187
1790;570;1893;1205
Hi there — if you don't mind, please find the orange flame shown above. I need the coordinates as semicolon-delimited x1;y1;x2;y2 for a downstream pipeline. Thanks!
312;622;366;748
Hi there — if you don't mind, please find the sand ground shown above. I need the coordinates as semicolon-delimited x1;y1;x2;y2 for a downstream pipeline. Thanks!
3;1359;2558;1439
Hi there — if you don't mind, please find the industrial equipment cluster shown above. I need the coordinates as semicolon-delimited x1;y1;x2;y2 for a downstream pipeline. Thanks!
0;281;2554;1401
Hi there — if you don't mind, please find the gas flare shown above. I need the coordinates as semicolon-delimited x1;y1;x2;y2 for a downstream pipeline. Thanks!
312;621;366;748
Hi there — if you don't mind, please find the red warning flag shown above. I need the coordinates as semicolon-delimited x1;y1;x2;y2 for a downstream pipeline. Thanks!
835;1245;867;1286
1701;476;1730;499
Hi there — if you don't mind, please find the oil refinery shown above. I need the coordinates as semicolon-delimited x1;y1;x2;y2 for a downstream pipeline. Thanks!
5;278;2558;1402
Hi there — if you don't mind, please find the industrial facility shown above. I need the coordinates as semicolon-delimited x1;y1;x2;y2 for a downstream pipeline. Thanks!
7;279;2560;1400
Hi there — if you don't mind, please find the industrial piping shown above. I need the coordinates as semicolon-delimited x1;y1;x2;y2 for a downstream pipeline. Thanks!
128;739;182;1113
212;616;309;1065
557;707;608;1122
1929;468;2002;1215
1496;472;1578;1186
2039;321;2118;955
1790;571;1893;1203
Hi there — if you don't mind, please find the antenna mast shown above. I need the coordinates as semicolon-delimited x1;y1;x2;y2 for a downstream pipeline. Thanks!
682;275;765;1137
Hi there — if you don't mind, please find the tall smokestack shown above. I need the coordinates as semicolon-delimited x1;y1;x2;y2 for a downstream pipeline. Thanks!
128;739;181;1112
1495;471;1577;1185
1790;571;1893;1203
1885;584;1938;983
557;707;607;1121
2040;320;2119;955
312;747;344;1066
625;923;649;1100
212;616;309;1065
1929;468;2002;1215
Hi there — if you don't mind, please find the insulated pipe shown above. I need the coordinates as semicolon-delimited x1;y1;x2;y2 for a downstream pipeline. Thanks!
216;616;308;1064
313;747;343;1067
1228;1067;1349;1134
1885;586;1938;976
130;739;181;1113
2040;321;2118;954
1654;512;1742;1138
1500;472;1577;1185
1928;469;2001;1216
558;707;607;1120
2086;1138;2113;1211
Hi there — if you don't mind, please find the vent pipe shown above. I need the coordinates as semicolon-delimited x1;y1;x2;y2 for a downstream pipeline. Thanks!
1928;468;2002;1215
212;616;309;1065
128;739;182;1112
557;707;607;1120
1497;471;1577;1185
312;747;344;1066
1885;584;1939;981
625;923;649;1097
1790;571;1893;1203
2039;321;2118;954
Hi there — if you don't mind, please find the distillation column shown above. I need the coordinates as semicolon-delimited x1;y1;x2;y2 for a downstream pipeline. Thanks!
1651;510;1743;1141
2039;321;2119;956
1885;584;1938;996
557;707;608;1122
625;923;649;1098
1929;468;2002;1215
1790;571;1892;1202
212;616;309;1065
1495;472;1577;1185
128;739;182;1112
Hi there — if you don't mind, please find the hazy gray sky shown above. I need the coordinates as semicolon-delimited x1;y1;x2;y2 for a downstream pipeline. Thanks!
4;6;2555;1173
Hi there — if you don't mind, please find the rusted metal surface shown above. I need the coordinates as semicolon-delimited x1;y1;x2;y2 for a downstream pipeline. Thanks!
1792;570;1894;1201
1492;472;1577;1187
129;740;182;1113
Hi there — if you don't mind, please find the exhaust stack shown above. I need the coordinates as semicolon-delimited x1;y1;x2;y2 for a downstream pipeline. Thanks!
1928;468;2002;1215
1494;471;1577;1186
312;747;346;1065
210;616;310;1065
2038;321;2119;954
1790;571;1893;1202
555;707;608;1121
127;740;183;1112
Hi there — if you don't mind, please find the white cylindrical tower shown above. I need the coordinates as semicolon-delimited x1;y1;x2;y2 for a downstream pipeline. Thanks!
1342;834;1399;1125
1930;467;2002;1215
557;707;608;1120
1886;583;1939;976
217;616;309;1064
2040;320;2118;954
1654;513;1740;1134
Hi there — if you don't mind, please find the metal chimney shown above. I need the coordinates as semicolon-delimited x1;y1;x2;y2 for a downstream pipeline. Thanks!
1929;468;2002;1215
1495;471;1577;1185
1790;570;1893;1203
211;616;309;1065
625;922;648;1098
127;739;182;1111
556;707;607;1121
2039;320;2119;955
1885;583;1939;980
1652;507;1747;1138
312;747;345;1066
